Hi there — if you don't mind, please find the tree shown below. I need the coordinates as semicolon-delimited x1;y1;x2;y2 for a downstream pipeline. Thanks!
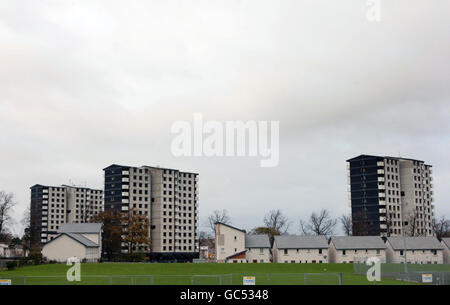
300;209;336;237
339;214;352;236
352;210;371;236
207;210;231;236
0;191;16;236
432;216;450;239
405;209;423;237
91;210;122;260
263;209;290;235
21;207;32;253
250;226;280;245
121;209;151;254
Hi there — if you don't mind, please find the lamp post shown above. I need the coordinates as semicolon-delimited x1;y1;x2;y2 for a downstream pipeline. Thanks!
400;200;408;276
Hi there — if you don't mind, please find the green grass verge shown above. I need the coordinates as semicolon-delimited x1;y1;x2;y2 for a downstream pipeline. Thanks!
0;263;426;285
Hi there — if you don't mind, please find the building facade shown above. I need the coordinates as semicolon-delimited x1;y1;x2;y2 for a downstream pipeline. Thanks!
347;155;434;237
442;238;450;264
30;184;103;245
385;237;443;264
41;223;102;262
272;236;329;263
103;164;199;261
328;236;386;263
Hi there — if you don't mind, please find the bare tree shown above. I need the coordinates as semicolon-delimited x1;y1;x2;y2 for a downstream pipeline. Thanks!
263;209;290;235
405;209;423;237
0;191;16;236
339;214;352;236
208;210;231;236
432;216;450;239
300;209;336;237
352;210;371;236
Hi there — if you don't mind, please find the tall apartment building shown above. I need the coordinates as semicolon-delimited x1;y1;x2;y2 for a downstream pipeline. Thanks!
30;184;104;245
103;164;199;261
347;155;434;237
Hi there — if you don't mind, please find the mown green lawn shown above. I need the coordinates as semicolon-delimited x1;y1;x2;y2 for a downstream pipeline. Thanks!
0;263;422;285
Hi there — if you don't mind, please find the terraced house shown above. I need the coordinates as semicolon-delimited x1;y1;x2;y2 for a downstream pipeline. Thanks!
272;235;329;263
328;236;386;263
385;237;443;264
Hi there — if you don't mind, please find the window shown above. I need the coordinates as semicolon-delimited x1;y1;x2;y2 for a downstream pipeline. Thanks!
319;249;322;254
343;250;346;255
284;249;288;255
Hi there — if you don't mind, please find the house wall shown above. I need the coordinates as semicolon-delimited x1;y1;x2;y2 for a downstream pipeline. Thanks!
246;248;271;263
274;248;328;263
385;242;443;264
329;242;385;263
42;235;99;262
442;241;450;264
215;224;245;262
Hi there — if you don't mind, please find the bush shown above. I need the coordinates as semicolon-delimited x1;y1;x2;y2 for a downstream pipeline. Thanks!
6;261;17;270
29;252;43;265
98;257;104;263
48;260;58;264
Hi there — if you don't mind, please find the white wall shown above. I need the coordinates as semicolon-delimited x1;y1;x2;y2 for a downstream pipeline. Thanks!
385;242;443;264
215;224;245;262
329;241;385;263
246;248;271;263
442;241;450;264
42;235;100;262
273;247;328;263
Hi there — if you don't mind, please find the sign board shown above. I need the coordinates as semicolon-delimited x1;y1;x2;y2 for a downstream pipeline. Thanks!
243;276;256;285
0;279;11;286
422;274;433;283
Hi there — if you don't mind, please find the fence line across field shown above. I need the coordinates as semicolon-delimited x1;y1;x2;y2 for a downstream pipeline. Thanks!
2;273;344;285
353;263;450;285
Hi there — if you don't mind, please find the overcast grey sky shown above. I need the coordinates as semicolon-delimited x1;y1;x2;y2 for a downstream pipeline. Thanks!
1;0;449;236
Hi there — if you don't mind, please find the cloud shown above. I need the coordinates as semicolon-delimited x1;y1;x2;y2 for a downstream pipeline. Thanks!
0;0;449;235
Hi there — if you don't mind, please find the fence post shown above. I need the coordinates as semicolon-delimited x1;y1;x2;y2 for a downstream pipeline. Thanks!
267;273;270;285
24;277;26;285
339;273;343;285
304;273;307;285
109;276;113;285
219;275;222;286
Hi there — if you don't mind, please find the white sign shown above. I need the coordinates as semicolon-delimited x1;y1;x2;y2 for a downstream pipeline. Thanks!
422;274;433;283
243;276;256;285
0;279;11;285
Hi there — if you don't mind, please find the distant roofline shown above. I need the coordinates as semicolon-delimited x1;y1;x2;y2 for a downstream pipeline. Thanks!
30;184;102;191
346;154;430;166
42;233;99;248
103;164;198;175
216;222;246;233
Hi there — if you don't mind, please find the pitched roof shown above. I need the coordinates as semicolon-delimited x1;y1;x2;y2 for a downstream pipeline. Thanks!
58;223;102;234
386;237;443;250
331;236;386;250
45;233;99;248
225;250;247;260
442;238;450;249
245;235;271;248
274;235;329;249
216;222;246;233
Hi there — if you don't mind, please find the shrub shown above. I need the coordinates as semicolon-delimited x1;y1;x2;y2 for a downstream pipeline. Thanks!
6;261;17;270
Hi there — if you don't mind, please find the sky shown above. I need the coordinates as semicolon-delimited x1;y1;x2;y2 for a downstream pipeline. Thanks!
1;0;449;237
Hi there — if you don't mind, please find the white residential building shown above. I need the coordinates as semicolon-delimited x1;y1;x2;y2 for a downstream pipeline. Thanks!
215;222;246;263
385;236;443;264
244;235;271;263
272;235;329;263
329;236;386;263
41;223;102;262
442;238;450;264
215;222;271;263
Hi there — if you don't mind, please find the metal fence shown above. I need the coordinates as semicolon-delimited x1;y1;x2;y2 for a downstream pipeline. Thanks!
354;263;450;285
1;273;343;285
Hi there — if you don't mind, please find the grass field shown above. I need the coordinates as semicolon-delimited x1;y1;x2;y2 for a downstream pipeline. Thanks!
0;263;431;285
